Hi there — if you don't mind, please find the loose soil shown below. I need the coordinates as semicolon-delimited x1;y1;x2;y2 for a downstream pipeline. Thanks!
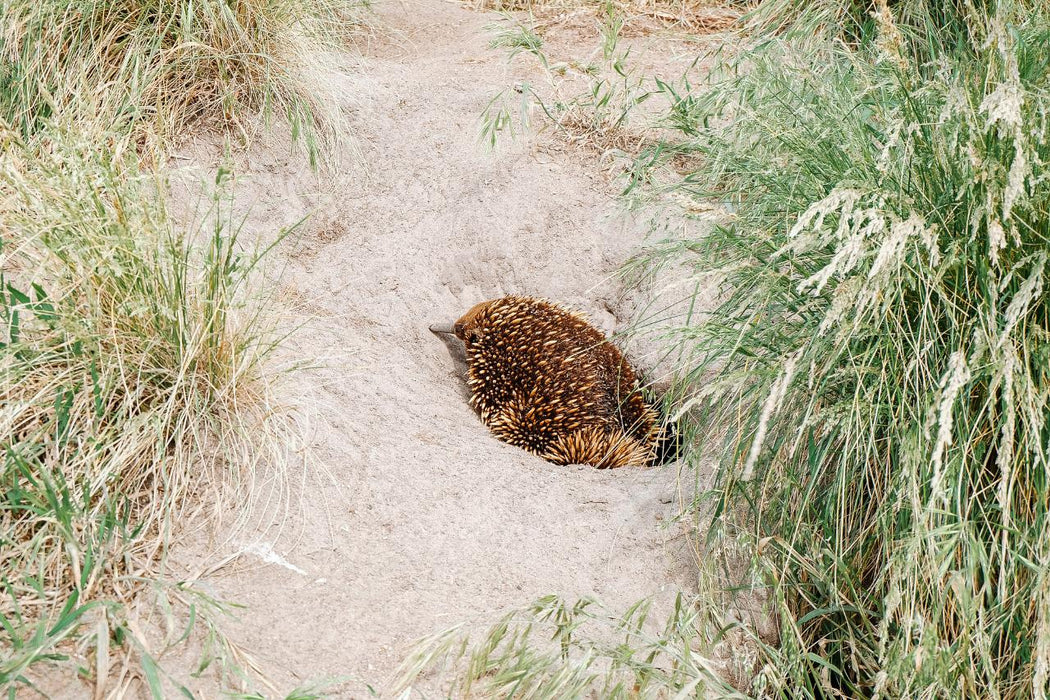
163;1;710;695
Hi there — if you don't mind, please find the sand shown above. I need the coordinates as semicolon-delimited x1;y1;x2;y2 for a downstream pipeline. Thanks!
162;1;707;695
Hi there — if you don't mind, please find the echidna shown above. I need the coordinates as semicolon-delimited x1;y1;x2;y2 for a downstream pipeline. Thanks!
430;296;674;468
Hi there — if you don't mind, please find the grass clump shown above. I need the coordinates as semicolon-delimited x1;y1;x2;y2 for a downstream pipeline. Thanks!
0;0;362;692
627;0;1050;696
479;7;656;155
0;125;282;692
0;0;367;161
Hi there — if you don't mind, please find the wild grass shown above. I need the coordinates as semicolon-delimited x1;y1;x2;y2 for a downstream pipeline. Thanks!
479;7;655;155
743;0;1044;46
394;594;750;698
0;0;368;163
0;124;286;694
0;0;363;692
625;0;1050;695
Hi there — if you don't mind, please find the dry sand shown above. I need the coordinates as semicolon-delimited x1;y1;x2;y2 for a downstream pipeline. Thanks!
163;1;709;695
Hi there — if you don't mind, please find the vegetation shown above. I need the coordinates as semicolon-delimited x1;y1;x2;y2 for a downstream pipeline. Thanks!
479;7;654;154
395;594;747;697
472;0;744;32
8;0;1047;695
0;0;367;163
638;0;1050;696
0;128;282;691
0;0;364;694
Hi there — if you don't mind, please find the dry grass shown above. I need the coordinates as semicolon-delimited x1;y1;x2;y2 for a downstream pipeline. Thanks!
631;0;1050;695
0;0;369;163
479;10;661;164
0;0;366;692
393;594;750;698
469;0;746;33
0;124;293;693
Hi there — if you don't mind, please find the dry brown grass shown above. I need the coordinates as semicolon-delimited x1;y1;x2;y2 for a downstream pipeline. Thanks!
0;0;367;691
0;0;369;162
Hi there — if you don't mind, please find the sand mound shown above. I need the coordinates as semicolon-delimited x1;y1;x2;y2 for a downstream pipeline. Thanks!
165;1;703;694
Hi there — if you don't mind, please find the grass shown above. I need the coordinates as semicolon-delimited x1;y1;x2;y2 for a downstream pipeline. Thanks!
0;0;369;164
469;0;745;32
626;0;1050;696
0;0;365;693
394;594;750;698
0;124;290;693
479;6;656;154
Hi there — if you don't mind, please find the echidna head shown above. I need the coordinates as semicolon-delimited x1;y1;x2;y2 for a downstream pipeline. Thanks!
451;300;492;342
430;300;492;343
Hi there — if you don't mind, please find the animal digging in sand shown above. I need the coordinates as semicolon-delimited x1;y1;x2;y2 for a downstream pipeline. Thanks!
431;296;674;468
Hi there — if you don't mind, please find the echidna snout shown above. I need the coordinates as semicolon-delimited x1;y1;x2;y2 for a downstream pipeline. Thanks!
432;295;673;469
431;299;492;340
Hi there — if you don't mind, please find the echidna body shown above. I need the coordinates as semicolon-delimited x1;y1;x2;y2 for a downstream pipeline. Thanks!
441;296;660;468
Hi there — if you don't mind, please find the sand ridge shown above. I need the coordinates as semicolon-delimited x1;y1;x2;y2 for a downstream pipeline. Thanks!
166;0;698;695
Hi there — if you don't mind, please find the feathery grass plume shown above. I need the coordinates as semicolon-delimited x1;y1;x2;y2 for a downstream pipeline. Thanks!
627;0;1050;695
0;124;286;692
0;0;368;163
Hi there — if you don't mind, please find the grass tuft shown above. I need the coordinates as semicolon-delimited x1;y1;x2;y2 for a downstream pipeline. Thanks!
0;0;369;162
394;594;748;698
1;0;361;692
478;7;655;156
0;124;284;691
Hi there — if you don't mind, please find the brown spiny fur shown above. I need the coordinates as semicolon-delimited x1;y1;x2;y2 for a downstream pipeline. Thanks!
451;296;660;468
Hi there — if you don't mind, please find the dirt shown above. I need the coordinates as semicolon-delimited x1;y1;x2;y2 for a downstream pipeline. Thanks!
160;1;713;696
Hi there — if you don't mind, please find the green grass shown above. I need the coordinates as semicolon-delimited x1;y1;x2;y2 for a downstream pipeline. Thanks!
0;0;365;692
627;0;1050;696
394;594;749;698
0;124;288;693
478;6;653;153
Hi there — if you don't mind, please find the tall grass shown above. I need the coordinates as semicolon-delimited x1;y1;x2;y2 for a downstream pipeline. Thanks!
0;0;364;691
0;124;283;692
629;0;1050;695
0;0;367;162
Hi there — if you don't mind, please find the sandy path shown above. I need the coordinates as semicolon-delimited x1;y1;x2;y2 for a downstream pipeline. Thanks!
168;1;695;695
